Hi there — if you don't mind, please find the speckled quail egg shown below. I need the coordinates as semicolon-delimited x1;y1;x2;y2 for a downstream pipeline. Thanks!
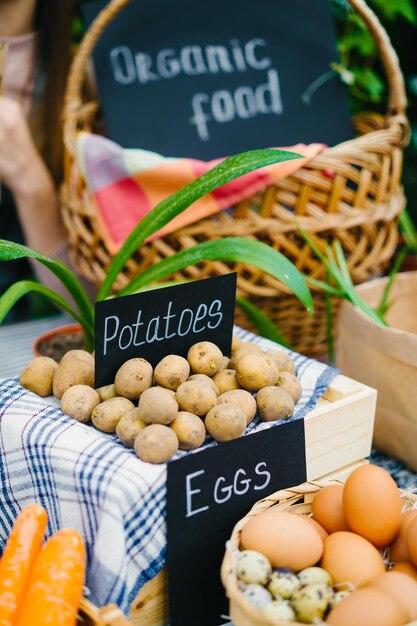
262;600;296;621
298;566;333;587
236;550;272;585
267;569;301;600
330;589;352;608
291;583;330;623
241;583;272;608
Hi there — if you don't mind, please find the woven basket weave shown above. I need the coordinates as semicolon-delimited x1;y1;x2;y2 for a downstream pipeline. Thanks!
61;0;409;359
221;480;417;626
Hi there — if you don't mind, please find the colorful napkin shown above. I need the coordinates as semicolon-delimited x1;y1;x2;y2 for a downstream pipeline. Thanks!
77;133;324;254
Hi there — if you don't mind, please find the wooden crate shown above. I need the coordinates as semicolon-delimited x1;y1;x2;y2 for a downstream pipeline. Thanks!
129;374;376;626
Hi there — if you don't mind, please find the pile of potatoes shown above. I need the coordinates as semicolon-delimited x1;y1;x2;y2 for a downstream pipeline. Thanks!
19;336;302;464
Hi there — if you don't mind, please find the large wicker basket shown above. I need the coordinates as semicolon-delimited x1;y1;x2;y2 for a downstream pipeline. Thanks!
61;0;409;359
221;480;417;626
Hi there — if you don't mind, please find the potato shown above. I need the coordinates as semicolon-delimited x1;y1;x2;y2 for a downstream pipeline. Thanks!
205;404;246;442
115;408;147;447
212;369;241;395
265;349;296;374
256;386;294;421
156;386;176;398
277;372;302;404
53;351;94;400
231;335;243;353
91;397;135;433
187;341;223;376
114;358;153;400
176;380;217;416
59;349;92;365
96;383;117;402
219;356;231;370
137;387;179;425
134;424;179;464
229;344;262;368
154;355;190;391
188;374;219;396
236;353;279;392
217;389;257;425
61;385;100;423
170;411;206;450
20;356;58;397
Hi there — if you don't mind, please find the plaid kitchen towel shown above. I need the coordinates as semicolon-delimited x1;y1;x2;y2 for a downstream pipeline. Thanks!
77;132;324;254
0;327;338;615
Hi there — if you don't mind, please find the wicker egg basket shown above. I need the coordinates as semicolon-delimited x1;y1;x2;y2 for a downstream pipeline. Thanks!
221;480;417;626
61;0;409;359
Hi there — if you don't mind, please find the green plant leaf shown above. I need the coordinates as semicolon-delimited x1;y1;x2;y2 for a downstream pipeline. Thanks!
235;296;291;348
377;246;408;317
98;149;303;301
297;225;387;328
324;271;335;364
369;0;416;22
306;277;342;296
116;237;313;314
399;209;417;253
351;67;386;102
0;280;94;351
0;240;94;332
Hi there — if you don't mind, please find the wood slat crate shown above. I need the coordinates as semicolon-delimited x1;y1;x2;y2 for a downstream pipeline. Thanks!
130;374;377;626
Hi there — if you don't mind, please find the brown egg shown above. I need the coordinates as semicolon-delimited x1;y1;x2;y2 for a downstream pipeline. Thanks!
311;485;349;534
343;464;402;548
369;571;417;621
406;517;417;567
321;531;385;588
240;510;323;571
326;588;407;626
391;561;417;582
303;515;329;542
390;510;417;563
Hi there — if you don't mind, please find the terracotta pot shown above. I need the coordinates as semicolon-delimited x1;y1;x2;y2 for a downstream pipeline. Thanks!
33;323;84;359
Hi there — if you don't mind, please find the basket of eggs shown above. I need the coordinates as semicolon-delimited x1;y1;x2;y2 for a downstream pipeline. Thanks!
221;464;417;626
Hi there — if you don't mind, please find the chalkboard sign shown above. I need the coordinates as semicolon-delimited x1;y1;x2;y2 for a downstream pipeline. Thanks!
83;0;352;159
94;274;236;387
166;418;307;626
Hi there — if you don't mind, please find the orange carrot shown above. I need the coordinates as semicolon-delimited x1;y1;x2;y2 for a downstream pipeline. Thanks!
0;503;48;626
17;528;86;626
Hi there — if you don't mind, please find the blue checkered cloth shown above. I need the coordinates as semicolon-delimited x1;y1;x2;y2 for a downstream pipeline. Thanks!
0;326;338;615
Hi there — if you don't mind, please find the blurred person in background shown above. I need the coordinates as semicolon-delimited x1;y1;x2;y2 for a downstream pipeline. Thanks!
0;0;73;321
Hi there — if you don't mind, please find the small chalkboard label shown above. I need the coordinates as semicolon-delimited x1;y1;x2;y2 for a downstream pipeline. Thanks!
94;274;237;387
83;0;352;159
166;419;307;626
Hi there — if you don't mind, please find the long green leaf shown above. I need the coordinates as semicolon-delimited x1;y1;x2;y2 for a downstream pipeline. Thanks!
235;296;291;348
377;246;408;318
98;149;303;301
306;277;342;296
399;209;417;253
324;271;335;364
334;241;354;287
116;238;313;314
298;226;386;328
0;240;94;331
0;280;94;350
